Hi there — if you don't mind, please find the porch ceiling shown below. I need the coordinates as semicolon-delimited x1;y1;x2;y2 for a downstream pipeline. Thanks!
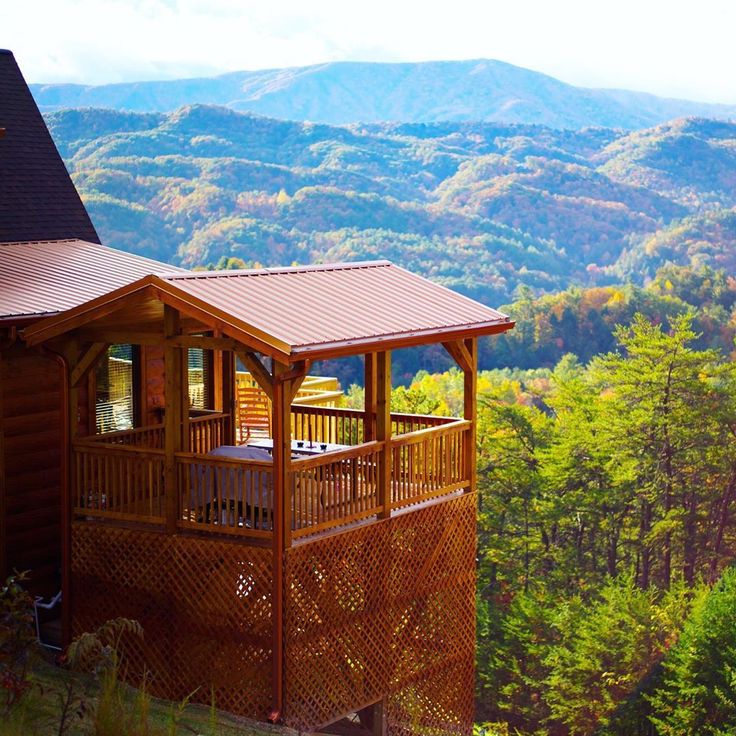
22;261;513;360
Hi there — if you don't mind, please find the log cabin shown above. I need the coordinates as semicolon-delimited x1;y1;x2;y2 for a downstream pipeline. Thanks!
1;49;516;735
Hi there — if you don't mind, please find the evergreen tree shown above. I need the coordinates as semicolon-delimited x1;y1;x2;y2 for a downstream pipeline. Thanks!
648;568;736;735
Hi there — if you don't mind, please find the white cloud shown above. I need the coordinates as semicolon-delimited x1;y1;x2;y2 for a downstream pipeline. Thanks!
2;0;735;103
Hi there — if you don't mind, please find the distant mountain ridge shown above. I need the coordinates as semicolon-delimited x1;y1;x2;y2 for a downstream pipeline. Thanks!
32;59;736;130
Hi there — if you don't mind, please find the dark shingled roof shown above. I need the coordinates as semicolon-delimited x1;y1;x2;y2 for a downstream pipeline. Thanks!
0;49;99;244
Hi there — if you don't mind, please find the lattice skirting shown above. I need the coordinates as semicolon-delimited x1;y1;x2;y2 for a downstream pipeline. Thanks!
71;524;272;718
284;493;477;735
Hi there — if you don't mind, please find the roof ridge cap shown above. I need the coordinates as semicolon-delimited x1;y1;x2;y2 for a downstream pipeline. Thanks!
163;260;392;280
0;238;81;247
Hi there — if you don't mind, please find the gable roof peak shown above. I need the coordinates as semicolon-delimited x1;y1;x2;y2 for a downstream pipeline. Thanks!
0;49;99;244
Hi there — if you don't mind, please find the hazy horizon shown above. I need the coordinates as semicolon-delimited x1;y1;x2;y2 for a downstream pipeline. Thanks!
2;0;735;105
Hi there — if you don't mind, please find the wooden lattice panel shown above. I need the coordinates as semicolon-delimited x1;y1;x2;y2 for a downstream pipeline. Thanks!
71;524;272;718
283;493;477;734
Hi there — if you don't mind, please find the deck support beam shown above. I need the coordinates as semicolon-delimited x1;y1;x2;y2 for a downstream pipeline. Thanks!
462;338;477;492
376;351;392;518
69;341;108;389
221;350;236;445
364;353;378;442
236;350;274;400
164;306;183;534
442;339;473;374
270;360;291;720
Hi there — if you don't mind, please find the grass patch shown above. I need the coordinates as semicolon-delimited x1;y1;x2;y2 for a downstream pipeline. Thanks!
0;656;287;736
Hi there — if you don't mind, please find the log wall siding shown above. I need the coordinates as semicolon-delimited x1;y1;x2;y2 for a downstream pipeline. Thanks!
0;344;63;594
140;345;165;427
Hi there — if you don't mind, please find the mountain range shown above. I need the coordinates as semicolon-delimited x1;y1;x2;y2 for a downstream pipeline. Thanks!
43;105;736;312
33;59;736;130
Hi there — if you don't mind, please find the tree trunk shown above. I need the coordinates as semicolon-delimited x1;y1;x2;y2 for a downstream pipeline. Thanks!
710;463;736;582
683;490;698;587
640;500;652;589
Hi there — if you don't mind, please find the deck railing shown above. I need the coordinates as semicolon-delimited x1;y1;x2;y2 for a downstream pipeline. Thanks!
290;441;384;539
390;412;457;436
291;405;365;446
74;413;470;538
188;413;231;454
290;405;457;447
86;424;165;448
175;452;273;538
390;420;470;511
72;440;165;524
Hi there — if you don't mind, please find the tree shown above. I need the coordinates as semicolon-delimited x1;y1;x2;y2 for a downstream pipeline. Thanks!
648;567;736;735
591;313;729;588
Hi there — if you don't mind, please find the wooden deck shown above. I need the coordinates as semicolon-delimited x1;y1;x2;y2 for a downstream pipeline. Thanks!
71;406;470;542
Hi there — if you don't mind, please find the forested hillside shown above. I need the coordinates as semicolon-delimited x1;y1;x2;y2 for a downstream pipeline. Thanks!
48;108;736;314
383;309;736;735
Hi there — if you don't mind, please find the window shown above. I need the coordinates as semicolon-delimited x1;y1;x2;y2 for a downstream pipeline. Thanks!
95;345;136;433
188;348;212;411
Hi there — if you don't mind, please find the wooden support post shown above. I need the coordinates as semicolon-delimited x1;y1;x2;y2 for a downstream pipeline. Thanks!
463;337;478;492
213;347;223;412
164;307;182;534
372;699;387;736
180;346;190;451
364;353;378;442
270;360;290;719
221;351;236;445
376;351;392;518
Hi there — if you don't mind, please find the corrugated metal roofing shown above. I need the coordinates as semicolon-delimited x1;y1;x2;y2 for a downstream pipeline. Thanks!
0;239;182;321
23;260;512;357
0;50;99;244
160;262;511;355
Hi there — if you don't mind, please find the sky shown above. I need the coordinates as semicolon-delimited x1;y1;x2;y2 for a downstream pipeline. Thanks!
3;0;736;104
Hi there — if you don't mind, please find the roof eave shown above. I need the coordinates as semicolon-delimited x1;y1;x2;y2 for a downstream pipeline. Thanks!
289;319;515;361
21;276;160;346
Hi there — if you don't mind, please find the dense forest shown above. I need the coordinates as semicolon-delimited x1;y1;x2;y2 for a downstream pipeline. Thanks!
380;304;736;734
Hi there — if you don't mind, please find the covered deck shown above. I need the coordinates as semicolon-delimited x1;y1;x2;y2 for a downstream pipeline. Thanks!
24;260;512;547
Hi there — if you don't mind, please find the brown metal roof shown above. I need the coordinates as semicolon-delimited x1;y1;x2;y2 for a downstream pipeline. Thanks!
23;260;512;359
161;261;512;355
0;239;183;322
0;50;99;244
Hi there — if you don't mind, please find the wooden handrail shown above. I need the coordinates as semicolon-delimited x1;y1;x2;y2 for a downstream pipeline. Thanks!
81;424;165;447
390;411;458;425
290;441;384;470
390;419;470;447
73;439;165;456
174;451;272;468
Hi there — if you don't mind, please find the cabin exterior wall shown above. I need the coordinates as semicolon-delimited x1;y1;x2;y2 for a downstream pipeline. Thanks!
0;343;63;594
